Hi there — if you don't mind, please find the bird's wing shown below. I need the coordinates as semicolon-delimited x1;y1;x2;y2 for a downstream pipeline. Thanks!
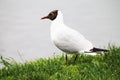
53;26;93;53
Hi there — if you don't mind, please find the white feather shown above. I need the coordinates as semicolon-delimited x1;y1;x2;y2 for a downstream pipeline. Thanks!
51;11;95;55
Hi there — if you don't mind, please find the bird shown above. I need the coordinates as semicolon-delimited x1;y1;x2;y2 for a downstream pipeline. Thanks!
41;10;108;64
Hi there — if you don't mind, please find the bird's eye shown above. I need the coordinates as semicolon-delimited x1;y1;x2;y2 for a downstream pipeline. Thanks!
49;13;52;16
49;13;54;16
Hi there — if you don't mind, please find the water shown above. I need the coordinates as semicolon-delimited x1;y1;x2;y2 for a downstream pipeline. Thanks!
0;0;120;63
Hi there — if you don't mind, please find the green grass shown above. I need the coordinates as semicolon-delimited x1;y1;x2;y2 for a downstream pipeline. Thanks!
0;46;120;80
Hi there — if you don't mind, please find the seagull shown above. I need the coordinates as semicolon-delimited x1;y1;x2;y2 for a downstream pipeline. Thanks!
41;10;108;64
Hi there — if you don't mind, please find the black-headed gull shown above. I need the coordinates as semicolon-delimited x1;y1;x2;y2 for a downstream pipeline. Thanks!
41;10;108;64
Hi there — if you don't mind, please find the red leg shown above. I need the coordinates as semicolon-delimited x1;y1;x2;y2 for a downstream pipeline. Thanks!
66;53;68;64
73;54;78;64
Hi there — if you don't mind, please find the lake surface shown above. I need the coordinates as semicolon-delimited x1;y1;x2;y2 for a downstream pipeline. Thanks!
0;0;120;63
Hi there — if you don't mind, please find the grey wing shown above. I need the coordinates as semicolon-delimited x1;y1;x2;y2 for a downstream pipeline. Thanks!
54;28;93;52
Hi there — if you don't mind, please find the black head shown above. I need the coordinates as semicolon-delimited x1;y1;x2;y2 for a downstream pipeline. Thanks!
41;10;58;20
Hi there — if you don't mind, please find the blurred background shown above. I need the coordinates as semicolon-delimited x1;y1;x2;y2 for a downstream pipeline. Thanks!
0;0;120;63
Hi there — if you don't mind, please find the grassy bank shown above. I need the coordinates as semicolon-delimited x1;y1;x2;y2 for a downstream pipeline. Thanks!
0;46;120;80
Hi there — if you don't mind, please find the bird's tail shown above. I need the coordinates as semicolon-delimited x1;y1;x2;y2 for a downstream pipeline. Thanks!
90;47;109;52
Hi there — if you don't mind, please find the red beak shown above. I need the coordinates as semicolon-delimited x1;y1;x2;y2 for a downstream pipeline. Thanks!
41;16;48;20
